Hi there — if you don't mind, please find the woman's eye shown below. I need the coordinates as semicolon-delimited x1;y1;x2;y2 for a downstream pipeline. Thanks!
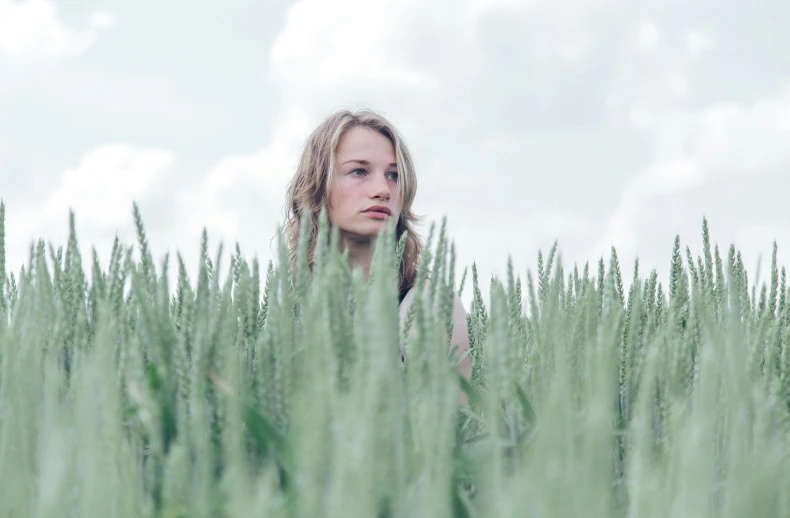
349;169;397;180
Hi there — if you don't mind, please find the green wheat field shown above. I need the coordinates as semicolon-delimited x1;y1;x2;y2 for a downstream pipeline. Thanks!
1;199;789;518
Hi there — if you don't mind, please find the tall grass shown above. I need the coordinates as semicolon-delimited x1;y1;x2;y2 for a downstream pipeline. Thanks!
1;199;789;517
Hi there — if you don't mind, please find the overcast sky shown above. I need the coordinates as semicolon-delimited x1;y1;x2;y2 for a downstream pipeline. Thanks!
2;0;790;309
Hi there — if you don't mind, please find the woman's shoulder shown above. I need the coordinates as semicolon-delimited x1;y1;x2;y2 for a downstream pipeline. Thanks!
397;282;468;332
397;283;440;315
398;284;419;327
398;281;467;311
398;283;420;308
398;283;412;306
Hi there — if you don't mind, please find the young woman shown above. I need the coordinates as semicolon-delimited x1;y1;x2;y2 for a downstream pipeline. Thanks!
281;108;471;385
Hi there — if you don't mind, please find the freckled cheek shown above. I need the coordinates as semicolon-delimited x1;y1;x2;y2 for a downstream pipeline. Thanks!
331;187;355;218
328;183;347;206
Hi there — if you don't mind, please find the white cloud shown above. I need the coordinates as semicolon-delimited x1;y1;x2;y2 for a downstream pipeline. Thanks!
648;87;790;175
88;10;116;31
608;24;719;128
686;29;716;57
0;0;115;59
5;144;174;275
6;68;224;123
594;84;790;281
635;22;662;51
49;144;173;226
174;111;312;253
268;0;434;91
0;130;10;163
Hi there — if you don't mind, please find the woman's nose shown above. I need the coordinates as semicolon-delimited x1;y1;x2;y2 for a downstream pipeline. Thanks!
370;174;391;199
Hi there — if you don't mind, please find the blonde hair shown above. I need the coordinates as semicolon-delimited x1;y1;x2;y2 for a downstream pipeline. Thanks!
282;107;424;299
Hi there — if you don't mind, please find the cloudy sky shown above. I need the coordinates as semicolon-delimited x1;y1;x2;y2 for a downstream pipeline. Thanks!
2;0;790;309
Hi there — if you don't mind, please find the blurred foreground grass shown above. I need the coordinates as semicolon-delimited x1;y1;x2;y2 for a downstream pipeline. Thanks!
1;201;789;517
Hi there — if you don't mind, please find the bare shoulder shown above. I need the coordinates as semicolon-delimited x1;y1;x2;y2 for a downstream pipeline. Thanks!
397;283;429;319
398;283;467;326
397;283;471;385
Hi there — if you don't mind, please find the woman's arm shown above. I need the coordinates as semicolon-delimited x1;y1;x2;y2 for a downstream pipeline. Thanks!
399;286;471;404
450;294;471;383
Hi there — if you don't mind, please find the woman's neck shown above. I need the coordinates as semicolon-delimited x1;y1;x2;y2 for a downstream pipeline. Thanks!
340;233;376;281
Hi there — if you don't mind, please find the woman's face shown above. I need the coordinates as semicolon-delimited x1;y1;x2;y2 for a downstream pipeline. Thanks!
327;125;402;239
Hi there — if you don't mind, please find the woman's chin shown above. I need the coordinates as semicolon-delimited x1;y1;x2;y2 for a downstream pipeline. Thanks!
340;223;388;239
